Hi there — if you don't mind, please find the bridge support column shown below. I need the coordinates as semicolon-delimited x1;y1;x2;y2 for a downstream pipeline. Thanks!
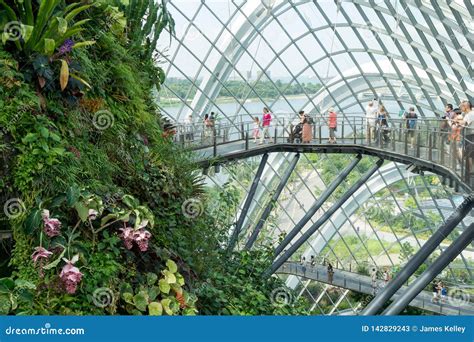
273;155;362;257
265;158;384;277
361;194;474;315
382;223;474;315
228;153;269;251
245;153;300;250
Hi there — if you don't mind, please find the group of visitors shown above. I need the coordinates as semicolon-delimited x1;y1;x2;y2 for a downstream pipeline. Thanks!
369;266;392;295
431;280;448;304
288;108;338;144
365;100;393;145
252;107;273;144
299;256;335;284
441;100;474;173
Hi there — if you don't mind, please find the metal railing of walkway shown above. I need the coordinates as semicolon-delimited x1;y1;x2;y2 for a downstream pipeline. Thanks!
174;114;474;191
277;262;474;316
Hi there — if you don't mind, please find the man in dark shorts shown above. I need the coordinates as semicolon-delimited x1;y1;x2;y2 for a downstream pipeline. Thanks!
404;107;418;148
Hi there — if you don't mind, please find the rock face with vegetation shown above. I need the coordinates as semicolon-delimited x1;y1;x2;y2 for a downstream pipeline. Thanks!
0;0;307;315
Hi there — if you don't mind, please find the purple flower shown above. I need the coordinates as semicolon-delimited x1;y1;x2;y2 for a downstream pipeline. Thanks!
60;256;83;294
42;209;61;237
58;39;75;55
31;246;53;264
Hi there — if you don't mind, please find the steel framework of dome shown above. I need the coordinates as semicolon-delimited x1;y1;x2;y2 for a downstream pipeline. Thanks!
158;0;473;315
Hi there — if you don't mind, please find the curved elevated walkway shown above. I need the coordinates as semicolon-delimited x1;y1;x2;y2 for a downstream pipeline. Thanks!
277;262;474;316
192;137;472;193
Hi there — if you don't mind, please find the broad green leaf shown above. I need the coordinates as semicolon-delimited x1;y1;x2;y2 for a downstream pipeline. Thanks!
22;25;34;43
0;278;15;293
146;273;158;286
49;132;61;142
148;286;159;301
158;279;170;294
66;185;80;207
74;202;89;222
161;298;173;315
122;292;134;305
166;259;177;273
163;270;176;284
122;195;139;208
176;274;185;286
39;126;49;138
0;294;11;315
148;302;162;316
44;38;55;55
23;133;38;143
133;292;148;312
51;147;65;155
57;17;67;35
24;209;42;234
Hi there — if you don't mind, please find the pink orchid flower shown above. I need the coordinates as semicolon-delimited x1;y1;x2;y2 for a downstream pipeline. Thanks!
31;246;53;264
119;226;135;250
42;209;61;237
60;255;83;294
133;229;152;252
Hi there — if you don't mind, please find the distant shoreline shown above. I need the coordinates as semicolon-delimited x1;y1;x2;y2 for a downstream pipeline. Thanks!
158;94;308;108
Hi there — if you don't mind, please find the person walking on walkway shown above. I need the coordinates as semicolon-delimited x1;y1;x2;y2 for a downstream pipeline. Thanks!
302;115;313;143
440;283;447;304
461;100;474;178
327;262;334;284
260;107;272;144
366;100;378;142
370;266;378;294
382;268;390;286
431;280;439;303
404;107;418;148
252;117;261;143
328;108;337;143
376;105;390;145
310;255;315;266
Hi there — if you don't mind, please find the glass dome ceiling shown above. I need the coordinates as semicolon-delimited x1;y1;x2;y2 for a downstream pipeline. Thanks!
157;0;473;123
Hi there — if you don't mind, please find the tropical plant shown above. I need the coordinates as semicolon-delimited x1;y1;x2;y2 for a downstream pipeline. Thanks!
0;0;94;55
120;259;197;315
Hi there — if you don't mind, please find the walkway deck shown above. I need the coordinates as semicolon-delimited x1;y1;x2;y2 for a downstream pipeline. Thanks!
277;262;474;315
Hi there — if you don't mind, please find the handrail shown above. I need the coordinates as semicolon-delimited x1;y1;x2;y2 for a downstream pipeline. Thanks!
173;114;474;190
